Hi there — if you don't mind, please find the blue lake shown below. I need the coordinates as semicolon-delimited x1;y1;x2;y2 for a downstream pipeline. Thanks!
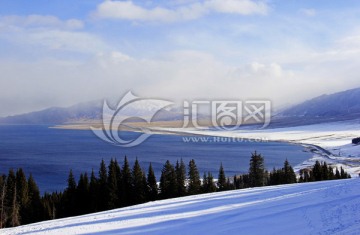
0;125;312;193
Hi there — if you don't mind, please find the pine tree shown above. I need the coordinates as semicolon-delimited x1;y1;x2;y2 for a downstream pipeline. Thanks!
89;169;99;212
26;174;42;224
121;156;132;206
146;163;158;201
114;159;122;207
67;170;77;191
10;186;19;227
335;167;341;179
249;151;266;187
328;166;335;180
0;175;6;228
15;168;29;224
340;167;346;179
321;162;329;180
131;158;146;204
202;172;217;193
159;160;177;199
107;159;118;209
76;173;90;214
187;159;201;195
64;169;77;216
312;161;322;181
175;159;186;196
217;163;227;191
98;159;108;211
5;169;16;227
283;159;297;184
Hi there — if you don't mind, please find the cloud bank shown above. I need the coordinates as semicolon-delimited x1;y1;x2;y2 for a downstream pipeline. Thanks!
94;0;268;22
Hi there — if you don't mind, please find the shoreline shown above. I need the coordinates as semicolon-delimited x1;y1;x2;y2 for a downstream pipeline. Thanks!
51;122;360;175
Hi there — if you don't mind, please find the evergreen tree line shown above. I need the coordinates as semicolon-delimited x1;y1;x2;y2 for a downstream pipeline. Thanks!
0;169;42;228
298;160;351;182
0;152;351;228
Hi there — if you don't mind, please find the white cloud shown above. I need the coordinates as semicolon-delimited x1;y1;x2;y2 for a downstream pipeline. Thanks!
94;0;268;22
0;15;84;30
233;62;293;79
0;15;109;55
205;0;268;15
299;8;316;17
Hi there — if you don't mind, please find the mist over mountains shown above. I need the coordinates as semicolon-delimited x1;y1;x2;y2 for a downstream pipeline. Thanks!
280;87;360;118
1;87;360;125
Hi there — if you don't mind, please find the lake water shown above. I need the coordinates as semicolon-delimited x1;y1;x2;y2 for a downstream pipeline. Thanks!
0;125;312;193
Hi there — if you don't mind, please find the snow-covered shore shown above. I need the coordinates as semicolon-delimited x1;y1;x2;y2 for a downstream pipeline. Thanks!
159;119;360;176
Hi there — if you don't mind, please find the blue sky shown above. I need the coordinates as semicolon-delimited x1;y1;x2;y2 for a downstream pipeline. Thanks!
1;0;360;116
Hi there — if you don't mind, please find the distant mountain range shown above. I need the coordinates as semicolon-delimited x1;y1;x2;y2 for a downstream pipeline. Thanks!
0;99;182;125
1;87;360;125
280;87;360;118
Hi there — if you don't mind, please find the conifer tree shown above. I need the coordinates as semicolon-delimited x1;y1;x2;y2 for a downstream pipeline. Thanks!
283;159;297;184
131;158;146;204
175;159;186;196
335;167;341;179
0;175;6;228
27;174;42;224
206;172;216;193
89;169;99;212
98;159;108;211
217;163;227;191
340;167;347;179
5;169;16;227
249;151;266;187
114;159;122;207
64;169;77;216
321;162;329;180
312;161;322;181
15;168;28;224
202;172;208;193
187;159;201;195
202;172;217;193
121;156;132;206
107;159;118;209
146;163;158;201
328;166;335;180
10;186;19;227
76;173;90;214
159;160;177;199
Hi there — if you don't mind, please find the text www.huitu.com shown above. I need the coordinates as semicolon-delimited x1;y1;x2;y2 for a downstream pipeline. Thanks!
182;136;269;143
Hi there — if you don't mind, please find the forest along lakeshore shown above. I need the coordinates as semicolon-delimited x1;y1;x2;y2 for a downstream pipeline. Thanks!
0;125;313;193
0;151;350;228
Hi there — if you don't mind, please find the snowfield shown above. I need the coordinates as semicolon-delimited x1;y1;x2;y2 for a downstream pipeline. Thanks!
3;179;360;235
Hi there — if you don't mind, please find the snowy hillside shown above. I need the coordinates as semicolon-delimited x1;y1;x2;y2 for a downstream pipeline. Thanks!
3;179;360;235
281;87;360;118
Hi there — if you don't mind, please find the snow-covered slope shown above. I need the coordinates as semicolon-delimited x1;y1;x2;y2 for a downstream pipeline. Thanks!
281;87;360;118
3;179;360;235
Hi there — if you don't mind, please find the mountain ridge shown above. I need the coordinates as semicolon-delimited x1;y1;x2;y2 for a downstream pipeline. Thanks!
2;87;360;125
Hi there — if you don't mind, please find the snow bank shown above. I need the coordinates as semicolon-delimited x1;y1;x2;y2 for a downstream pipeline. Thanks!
163;119;360;176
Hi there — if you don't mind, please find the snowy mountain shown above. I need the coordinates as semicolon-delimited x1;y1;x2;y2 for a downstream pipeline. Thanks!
2;179;359;235
0;99;182;125
0;101;103;124
281;87;360;119
3;87;360;125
